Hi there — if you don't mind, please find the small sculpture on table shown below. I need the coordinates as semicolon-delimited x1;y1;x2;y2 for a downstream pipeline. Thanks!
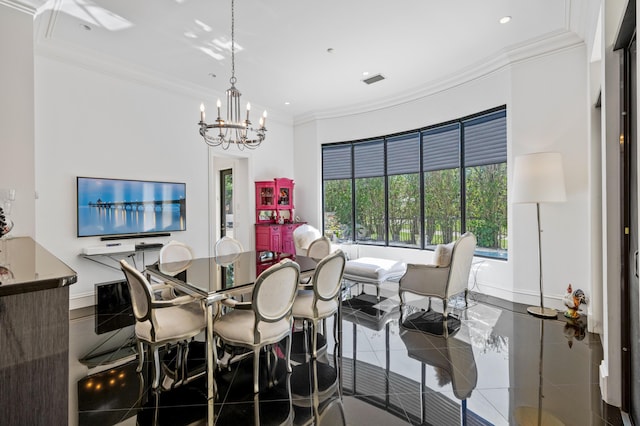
562;284;588;319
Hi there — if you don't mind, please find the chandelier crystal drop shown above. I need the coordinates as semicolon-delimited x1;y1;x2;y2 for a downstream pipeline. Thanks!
198;0;266;150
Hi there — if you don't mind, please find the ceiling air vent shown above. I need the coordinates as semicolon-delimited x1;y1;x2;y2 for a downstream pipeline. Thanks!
362;74;385;85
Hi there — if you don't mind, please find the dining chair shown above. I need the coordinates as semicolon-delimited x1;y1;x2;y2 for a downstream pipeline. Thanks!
213;259;300;393
120;259;206;390
292;249;346;358
158;240;194;276
152;240;195;298
299;235;332;284
214;235;244;257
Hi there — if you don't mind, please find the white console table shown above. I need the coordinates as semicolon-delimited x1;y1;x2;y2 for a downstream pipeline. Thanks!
80;242;163;271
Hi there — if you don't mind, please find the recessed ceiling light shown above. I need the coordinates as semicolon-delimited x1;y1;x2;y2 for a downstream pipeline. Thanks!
284;102;290;105
499;16;511;24
362;71;369;77
80;23;92;31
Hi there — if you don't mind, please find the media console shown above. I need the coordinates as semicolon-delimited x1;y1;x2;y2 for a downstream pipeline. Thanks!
80;242;163;271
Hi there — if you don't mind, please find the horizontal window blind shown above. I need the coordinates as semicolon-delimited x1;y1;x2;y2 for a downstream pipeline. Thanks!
463;109;507;167
387;133;420;175
354;139;384;178
422;123;460;172
323;145;352;180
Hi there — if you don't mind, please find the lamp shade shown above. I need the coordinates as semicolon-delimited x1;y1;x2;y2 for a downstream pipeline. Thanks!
512;152;567;204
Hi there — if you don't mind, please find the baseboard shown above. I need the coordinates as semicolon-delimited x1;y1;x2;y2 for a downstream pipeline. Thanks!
70;291;95;310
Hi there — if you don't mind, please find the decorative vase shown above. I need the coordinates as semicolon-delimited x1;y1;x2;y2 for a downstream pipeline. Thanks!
0;207;13;239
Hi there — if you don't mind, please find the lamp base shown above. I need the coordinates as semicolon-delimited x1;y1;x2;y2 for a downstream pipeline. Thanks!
527;306;557;318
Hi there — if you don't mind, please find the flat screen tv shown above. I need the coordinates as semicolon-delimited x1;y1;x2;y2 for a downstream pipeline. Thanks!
77;176;186;238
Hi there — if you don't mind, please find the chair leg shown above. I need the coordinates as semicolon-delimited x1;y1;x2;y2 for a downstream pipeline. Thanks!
253;347;261;393
311;319;319;358
464;289;469;306
285;334;292;374
136;340;145;372
152;346;161;389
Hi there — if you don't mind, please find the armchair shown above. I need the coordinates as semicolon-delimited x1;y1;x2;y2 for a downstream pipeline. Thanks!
399;232;476;318
293;224;322;256
120;259;205;390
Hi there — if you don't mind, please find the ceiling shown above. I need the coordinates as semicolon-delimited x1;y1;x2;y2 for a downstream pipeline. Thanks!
14;0;598;121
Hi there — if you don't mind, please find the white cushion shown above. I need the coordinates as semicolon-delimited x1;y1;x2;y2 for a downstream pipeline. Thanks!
135;301;205;343
434;242;454;267
214;309;291;345
292;290;339;319
343;257;407;284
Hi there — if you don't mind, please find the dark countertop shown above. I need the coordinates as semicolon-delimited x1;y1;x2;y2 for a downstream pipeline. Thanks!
0;236;77;297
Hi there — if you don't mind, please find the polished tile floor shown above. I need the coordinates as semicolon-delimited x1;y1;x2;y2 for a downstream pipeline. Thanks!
69;284;624;425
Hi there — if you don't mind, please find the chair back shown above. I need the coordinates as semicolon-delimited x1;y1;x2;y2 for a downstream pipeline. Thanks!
293;224;321;256
307;236;332;259
120;259;153;322
446;232;477;297
158;240;194;276
312;249;346;302
215;236;244;257
252;259;300;323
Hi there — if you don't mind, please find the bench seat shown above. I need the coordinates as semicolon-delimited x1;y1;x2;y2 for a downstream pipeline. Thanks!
343;257;407;299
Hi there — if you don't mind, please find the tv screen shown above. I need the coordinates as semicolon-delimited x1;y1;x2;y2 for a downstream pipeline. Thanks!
77;177;186;238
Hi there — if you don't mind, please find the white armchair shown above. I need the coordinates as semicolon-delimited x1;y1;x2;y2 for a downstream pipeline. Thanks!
399;232;477;317
293;224;322;256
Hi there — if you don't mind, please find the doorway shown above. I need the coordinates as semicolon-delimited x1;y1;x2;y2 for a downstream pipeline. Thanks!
621;30;638;422
220;168;233;239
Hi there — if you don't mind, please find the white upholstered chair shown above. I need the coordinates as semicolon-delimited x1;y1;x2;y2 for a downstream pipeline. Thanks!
213;259;300;393
306;236;332;259
158;240;194;276
293;224;322;256
399;232;477;318
214;235;244;257
292;249;346;357
120;259;205;390
299;236;333;283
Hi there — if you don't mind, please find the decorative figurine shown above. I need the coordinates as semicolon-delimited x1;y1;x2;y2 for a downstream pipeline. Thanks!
562;284;589;319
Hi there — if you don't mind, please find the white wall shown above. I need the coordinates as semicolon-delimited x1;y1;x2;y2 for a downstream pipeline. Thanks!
0;5;35;238
294;43;590;311
34;53;294;307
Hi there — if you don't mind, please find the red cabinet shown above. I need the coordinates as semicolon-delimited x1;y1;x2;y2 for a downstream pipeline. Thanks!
255;178;300;252
255;178;295;224
255;223;302;253
255;224;281;252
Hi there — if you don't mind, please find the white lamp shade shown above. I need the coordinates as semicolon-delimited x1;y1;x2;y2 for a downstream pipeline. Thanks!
512;152;567;204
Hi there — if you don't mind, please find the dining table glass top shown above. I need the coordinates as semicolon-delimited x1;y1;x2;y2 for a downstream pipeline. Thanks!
146;250;318;301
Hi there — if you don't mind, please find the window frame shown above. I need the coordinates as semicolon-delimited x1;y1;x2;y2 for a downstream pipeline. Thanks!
321;105;508;260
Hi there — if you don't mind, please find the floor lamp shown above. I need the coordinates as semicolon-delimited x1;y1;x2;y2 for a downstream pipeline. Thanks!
512;152;567;318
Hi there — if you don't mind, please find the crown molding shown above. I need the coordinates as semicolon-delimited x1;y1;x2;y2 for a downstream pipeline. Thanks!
293;30;584;126
35;40;293;127
0;0;37;14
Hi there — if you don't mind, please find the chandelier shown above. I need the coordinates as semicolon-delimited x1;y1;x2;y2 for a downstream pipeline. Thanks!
198;0;266;150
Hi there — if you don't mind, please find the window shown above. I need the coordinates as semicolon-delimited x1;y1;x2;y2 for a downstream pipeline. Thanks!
321;106;507;259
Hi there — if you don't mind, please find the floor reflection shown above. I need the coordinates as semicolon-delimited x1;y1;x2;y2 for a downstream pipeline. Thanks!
69;288;622;425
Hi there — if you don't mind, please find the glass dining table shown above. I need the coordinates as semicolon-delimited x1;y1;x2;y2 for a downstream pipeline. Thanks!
145;250;319;418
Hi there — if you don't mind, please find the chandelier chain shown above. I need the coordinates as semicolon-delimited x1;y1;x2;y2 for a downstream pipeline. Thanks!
197;0;266;150
230;0;235;85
